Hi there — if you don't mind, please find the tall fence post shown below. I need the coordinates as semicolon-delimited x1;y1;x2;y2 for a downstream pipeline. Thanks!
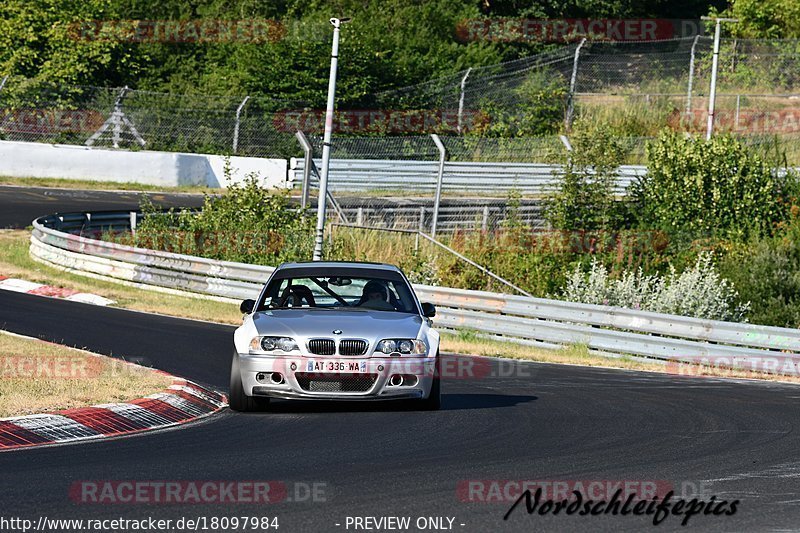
685;35;700;121
232;95;250;154
430;134;447;238
702;16;739;140
457;67;472;135
565;38;587;132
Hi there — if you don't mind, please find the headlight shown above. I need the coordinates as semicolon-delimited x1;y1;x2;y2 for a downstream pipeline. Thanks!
377;339;427;355
249;336;298;353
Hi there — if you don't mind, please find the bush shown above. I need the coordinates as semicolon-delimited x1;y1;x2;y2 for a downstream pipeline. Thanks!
718;210;800;327
562;252;750;322
633;132;783;238
134;170;313;265
545;121;630;231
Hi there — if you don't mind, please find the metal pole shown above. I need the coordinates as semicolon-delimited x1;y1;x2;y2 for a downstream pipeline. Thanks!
0;76;8;93
702;17;738;140
313;17;349;261
565;38;587;131
430;134;447;238
232;95;249;154
734;94;740;130
457;67;472;134
685;35;700;122
295;130;313;210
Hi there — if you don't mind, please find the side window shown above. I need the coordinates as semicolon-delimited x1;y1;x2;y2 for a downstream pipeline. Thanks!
266;279;289;308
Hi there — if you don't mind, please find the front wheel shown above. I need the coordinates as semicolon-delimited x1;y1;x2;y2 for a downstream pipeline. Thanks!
229;352;270;412
417;354;441;411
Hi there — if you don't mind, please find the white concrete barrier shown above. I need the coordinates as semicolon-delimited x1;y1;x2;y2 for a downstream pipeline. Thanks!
0;140;288;189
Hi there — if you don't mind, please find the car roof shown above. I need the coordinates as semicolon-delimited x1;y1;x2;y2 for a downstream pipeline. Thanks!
276;261;402;272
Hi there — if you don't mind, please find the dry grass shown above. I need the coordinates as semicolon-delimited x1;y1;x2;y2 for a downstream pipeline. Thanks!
0;230;242;324
0;175;218;193
0;331;173;418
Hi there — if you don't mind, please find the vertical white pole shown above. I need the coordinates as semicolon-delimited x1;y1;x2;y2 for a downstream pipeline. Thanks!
565;38;586;131
706;20;722;140
702;17;738;140
457;68;472;134
313;18;347;261
685;35;700;121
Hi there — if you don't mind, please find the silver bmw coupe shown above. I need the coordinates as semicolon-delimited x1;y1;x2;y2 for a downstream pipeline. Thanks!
230;261;441;411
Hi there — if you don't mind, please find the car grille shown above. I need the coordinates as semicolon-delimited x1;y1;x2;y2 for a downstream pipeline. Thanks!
295;373;378;393
307;339;335;355
339;339;368;356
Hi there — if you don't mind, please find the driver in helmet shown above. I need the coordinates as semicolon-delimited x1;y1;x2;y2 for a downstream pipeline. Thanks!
359;280;395;311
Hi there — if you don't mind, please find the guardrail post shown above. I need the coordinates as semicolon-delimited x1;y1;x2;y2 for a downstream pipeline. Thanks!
356;207;364;225
482;206;489;231
416;206;425;251
295;131;313;210
565;38;586;131
129;211;137;238
430;134;447;238
232;96;250;154
685;35;700;121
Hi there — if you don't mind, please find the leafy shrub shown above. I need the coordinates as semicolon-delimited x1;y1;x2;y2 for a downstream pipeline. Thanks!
474;69;567;137
562;252;750;322
135;171;313;265
545;121;630;231
633;132;783;238
718;210;800;327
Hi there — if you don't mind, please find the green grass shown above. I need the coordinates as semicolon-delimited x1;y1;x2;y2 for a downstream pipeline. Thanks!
0;175;219;193
0;230;243;324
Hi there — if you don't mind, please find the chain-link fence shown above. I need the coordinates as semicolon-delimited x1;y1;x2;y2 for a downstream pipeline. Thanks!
2;37;800;162
0;80;307;158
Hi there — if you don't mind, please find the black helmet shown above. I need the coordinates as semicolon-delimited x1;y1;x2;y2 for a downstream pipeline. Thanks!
362;280;388;301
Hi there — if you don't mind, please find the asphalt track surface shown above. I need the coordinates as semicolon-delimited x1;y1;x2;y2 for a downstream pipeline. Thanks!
2;188;800;531
0;185;205;228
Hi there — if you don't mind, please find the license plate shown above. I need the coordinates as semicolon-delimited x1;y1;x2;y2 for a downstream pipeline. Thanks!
304;360;367;373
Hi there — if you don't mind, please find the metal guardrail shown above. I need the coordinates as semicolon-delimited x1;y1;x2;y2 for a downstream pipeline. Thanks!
29;211;800;371
289;159;646;194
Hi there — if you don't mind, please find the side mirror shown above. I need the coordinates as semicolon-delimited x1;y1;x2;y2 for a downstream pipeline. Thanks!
421;302;436;318
240;299;255;314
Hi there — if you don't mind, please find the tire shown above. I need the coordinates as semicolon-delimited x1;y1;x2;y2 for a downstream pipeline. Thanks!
418;354;441;411
229;352;270;412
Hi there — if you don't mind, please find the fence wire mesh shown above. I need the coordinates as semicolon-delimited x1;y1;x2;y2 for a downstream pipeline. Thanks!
1;37;800;163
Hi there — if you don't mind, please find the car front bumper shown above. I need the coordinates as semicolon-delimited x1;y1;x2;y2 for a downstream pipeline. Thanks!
238;354;436;401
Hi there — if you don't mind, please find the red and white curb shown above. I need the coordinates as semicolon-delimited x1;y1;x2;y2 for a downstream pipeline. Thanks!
0;332;227;451
0;275;115;306
0;378;227;451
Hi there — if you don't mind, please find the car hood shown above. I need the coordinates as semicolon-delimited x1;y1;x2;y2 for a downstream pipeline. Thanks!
251;309;424;340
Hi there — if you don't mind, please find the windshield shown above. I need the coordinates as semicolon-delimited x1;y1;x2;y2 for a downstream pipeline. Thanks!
257;275;419;314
